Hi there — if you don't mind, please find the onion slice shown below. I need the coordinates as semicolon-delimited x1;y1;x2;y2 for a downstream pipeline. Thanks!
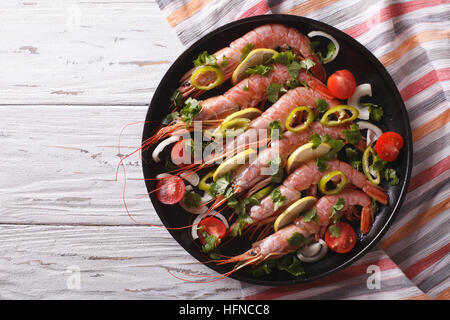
297;239;328;263
179;171;199;187
191;211;229;240
347;84;372;120
152;135;181;163
156;171;199;187
356;120;383;146
307;31;340;64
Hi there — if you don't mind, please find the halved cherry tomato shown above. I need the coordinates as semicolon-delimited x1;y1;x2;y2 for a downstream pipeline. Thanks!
197;216;227;246
324;222;357;253
375;132;404;162
155;175;185;205
171;139;192;167
327;69;357;100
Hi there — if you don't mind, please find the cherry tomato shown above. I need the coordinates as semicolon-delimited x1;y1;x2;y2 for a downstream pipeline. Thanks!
155;175;185;205
197;217;227;245
327;70;357;100
375;132;404;162
325;222;357;254
171;139;192;167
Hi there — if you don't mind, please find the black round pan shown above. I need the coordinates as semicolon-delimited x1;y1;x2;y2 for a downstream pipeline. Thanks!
141;14;413;286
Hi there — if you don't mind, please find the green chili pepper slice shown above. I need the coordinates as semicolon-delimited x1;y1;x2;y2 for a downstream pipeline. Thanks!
199;171;215;191
320;105;359;126
250;185;275;201
318;170;348;195
362;146;381;185
190;66;224;90
285;106;314;132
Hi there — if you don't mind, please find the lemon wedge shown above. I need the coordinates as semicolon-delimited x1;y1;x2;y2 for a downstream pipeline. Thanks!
221;108;262;125
231;48;278;85
213;149;257;181
274;196;317;232
286;143;331;174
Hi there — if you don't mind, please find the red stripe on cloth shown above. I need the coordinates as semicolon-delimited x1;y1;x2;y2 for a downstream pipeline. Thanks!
244;258;397;300
344;0;445;38
404;243;450;279
237;0;270;20
401;68;450;101
408;156;450;192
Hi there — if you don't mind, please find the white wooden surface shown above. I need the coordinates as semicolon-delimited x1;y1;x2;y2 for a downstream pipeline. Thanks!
0;0;255;299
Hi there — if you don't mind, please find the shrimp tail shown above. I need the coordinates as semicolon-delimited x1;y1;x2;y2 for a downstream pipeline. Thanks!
360;206;373;234
362;182;389;205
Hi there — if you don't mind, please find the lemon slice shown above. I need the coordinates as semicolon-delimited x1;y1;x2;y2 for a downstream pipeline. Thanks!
231;48;278;85
286;143;331;174
221;108;262;125
213;149;257;181
274;196;317;232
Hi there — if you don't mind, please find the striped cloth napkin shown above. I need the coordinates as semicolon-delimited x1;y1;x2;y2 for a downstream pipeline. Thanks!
155;0;450;300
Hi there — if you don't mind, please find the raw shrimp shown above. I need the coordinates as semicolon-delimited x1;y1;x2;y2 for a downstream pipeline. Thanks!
148;64;328;150
245;159;387;232
179;24;326;97
217;189;371;270
209;122;357;211
208;84;339;163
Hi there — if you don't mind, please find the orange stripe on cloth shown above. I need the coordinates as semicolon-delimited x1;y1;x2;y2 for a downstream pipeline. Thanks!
166;0;211;28
244;258;397;300
379;30;450;67
380;198;450;250
403;293;431;300
413;108;450;142
433;288;450;300
282;0;340;16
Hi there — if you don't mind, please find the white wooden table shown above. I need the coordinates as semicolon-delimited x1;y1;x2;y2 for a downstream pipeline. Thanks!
0;0;258;299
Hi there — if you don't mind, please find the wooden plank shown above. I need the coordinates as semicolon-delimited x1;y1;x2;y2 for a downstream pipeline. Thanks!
0;105;162;226
0;0;184;105
0;224;247;299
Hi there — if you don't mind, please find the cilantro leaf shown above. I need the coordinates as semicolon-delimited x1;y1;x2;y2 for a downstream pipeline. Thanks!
170;90;183;107
316;158;329;172
270;187;286;211
384;168;399;186
298;58;316;73
194;51;218;67
316;98;329;114
303;207;319;223
269;120;283;140
343;123;362;145
200;230;218;253
328;224;341;237
345;147;362;171
221;55;229;67
277;255;305;277
331;198;345;224
268;155;284;183
240;43;255;61
180;97;202;124
362;103;384;122
310;133;322;149
267;83;287;103
245;64;273;76
207;172;232;198
162;111;179;125
184;190;201;208
287;232;308;247
269;50;297;66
